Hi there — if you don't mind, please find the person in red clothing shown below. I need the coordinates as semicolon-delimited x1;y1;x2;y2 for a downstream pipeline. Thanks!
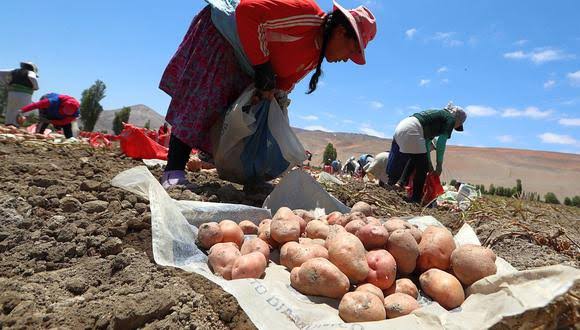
18;93;80;139
159;0;377;189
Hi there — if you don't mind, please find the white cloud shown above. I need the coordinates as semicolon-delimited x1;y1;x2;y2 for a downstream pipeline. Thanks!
433;32;463;47
543;80;556;89
514;39;528;46
419;79;430;87
298;115;318;121
503;48;574;64
559;118;580;126
441;78;450;84
322;112;336;119
437;66;448;73
501;107;552;119
360;127;386;138
304;125;332;132
497;135;514;143
567;70;580;86
407;105;421;111
342;119;355;124
405;28;417;39
538;133;578;145
369;101;384;110
465;105;498;117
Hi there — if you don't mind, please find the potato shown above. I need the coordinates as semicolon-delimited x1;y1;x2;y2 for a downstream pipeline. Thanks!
355;283;384;300
383;218;409;233
366;217;382;226
339;291;386;323
326;211;345;226
241;238;270;260
327;232;369;283
351;201;373;216
345;220;366;235
293;209;315;223
258;221;279;249
259;218;271;227
451;244;497;286
386;229;419;274
406;226;422;243
417;226;456;272
280;242;329;270
364;250;397;289
197;222;223;250
231;251;267;279
219;220;244;247
324;224;347;248
344;212;366;227
384;278;419;299
305;220;330;240
299;237;326;247
356;224;389;250
239;220;259;235
383;293;420;319
208;242;241;280
271;207;301;244
419;268;465;310
290;258;350;298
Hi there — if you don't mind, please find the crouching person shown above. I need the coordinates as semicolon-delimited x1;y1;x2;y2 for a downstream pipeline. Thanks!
18;93;80;139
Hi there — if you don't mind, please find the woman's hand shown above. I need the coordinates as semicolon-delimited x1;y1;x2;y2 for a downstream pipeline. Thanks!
435;164;443;176
251;89;274;105
16;111;26;126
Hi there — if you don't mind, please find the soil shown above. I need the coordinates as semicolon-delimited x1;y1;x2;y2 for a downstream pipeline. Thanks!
0;137;578;329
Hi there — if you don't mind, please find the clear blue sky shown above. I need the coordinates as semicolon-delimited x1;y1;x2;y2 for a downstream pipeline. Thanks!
3;0;579;153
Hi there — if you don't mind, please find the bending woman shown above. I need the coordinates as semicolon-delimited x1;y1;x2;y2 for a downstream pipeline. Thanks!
159;0;377;189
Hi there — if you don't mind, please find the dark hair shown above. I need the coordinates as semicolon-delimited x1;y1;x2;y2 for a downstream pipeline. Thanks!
307;10;357;94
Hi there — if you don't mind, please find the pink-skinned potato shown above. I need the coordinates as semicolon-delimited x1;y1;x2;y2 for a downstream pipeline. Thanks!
451;244;497;286
239;220;259;235
305;220;330;240
326;211;346;226
356;224;389;250
355;283;384;300
344;212;366;227
257;221;279;249
231;251;267;279
345;219;366;235
219;220;244;247
327;232;369;283
383;278;419;299
208;242;241;280
299;237;326;247
419;268;465;310
417;226;456;272
290;258;350;299
386;229;419;274
364;249;397;289
324;225;347;249
271;207;301;244
241;237;270;260
383;293;420;318
339;291;386;322
197;222;223;250
280;241;328;270
293;209;315;223
351;201;373;216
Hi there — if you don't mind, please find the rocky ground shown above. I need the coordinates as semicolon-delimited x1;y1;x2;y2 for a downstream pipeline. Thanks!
0;139;578;329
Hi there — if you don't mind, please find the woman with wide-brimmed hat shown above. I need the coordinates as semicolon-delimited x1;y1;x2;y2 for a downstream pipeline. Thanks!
159;0;377;189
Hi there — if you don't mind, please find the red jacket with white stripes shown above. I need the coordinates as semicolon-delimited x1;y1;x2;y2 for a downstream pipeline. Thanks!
236;0;325;91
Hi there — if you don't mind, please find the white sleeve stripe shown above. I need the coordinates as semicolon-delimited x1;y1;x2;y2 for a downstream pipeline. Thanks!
265;14;323;25
257;17;323;57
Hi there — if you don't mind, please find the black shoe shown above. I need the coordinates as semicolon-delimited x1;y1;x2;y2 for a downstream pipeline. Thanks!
243;181;275;195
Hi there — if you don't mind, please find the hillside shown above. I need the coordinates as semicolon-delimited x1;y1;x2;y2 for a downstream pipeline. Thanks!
93;105;165;133
293;128;580;200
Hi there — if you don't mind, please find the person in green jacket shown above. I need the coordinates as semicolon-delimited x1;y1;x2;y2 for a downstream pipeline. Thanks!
386;102;467;203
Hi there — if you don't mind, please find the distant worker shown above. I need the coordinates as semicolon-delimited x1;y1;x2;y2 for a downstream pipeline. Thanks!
343;156;358;176
386;102;467;203
357;153;374;177
363;151;389;187
0;62;39;126
331;159;342;174
18;93;80;139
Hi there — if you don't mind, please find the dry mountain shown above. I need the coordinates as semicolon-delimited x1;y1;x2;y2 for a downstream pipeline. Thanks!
93;104;165;133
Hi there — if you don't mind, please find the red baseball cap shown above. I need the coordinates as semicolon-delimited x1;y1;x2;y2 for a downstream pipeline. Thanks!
333;1;377;65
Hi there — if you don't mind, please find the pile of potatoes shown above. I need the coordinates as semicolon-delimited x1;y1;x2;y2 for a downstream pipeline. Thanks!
196;201;498;323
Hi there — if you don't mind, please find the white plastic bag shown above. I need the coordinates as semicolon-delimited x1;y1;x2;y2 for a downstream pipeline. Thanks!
214;87;306;185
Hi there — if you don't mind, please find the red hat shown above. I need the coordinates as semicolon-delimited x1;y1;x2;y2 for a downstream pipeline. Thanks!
333;1;377;65
62;97;80;116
